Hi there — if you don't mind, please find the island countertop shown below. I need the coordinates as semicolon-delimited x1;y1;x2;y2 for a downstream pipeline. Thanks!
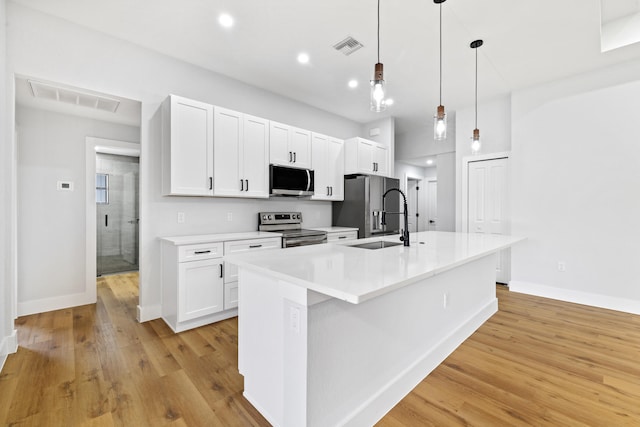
225;231;525;304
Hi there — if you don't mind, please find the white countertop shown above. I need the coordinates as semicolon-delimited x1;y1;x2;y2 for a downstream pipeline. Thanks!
225;231;525;304
161;231;282;246
308;226;359;233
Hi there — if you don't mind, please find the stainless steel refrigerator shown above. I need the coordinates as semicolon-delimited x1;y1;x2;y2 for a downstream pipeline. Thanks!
332;175;400;238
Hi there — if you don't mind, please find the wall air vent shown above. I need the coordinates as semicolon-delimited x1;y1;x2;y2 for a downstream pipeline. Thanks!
28;80;120;113
333;36;364;56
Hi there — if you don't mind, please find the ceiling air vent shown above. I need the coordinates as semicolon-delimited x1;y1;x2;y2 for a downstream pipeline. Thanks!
28;80;120;113
333;36;364;56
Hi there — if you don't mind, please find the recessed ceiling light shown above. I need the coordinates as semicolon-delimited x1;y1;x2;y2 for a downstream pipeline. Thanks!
348;80;358;89
219;13;234;28
385;98;394;106
426;159;434;165
297;53;310;64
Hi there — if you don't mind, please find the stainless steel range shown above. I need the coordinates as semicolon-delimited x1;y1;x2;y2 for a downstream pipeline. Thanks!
258;212;327;248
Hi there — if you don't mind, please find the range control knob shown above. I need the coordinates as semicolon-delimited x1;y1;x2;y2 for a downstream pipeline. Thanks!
268;215;273;220
296;214;301;219
262;215;267;221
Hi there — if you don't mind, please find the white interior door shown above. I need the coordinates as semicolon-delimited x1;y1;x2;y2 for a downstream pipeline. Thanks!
468;157;509;283
406;179;420;233
427;180;438;231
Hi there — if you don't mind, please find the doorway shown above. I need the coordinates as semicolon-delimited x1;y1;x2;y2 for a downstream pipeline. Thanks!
96;153;139;276
426;179;438;231
406;178;421;233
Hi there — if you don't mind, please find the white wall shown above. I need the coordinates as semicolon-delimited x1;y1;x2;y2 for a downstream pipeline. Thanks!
6;4;362;320
15;106;140;312
1;0;17;368
510;61;640;311
394;111;456;161
435;152;455;231
454;95;511;231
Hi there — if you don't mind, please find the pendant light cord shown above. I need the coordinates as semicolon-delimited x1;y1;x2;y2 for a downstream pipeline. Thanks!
475;46;478;128
439;4;442;105
377;0;381;63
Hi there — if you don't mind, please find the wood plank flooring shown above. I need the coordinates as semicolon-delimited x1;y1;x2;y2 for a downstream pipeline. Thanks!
1;274;639;426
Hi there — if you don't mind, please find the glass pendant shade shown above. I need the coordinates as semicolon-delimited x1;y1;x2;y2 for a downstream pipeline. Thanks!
370;62;386;112
471;128;481;153
434;105;447;140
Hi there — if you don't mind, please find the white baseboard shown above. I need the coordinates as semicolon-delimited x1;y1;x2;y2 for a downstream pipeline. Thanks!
137;304;161;322
342;299;498;427
1;329;18;372
509;281;640;315
18;291;95;317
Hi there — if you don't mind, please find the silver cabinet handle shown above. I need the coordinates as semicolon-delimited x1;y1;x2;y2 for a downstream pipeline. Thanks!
240;179;244;191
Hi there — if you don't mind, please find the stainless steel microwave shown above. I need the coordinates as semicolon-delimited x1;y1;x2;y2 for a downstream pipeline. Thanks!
269;165;314;197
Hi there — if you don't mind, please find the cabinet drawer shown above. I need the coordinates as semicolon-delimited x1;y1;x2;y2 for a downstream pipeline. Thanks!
178;242;223;262
327;231;358;242
224;237;281;283
224;281;239;310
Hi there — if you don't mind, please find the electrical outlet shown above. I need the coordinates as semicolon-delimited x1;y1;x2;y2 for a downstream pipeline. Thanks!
177;212;185;224
289;307;300;333
227;212;233;221
557;261;566;272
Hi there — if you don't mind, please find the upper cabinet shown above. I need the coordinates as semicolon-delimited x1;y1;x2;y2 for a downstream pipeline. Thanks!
344;137;390;177
312;133;344;201
213;107;269;198
162;95;214;196
269;121;312;169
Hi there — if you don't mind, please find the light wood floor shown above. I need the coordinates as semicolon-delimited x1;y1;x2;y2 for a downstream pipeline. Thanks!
1;274;639;426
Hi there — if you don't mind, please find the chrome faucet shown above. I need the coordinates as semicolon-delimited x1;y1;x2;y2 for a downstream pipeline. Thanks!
381;188;410;246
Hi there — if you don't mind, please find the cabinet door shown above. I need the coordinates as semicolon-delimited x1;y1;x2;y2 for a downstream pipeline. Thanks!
269;121;291;167
178;258;224;322
167;96;214;196
213;107;243;196
327;137;344;200
311;133;330;200
356;139;375;174
290;127;312;169
242;114;270;198
373;144;389;177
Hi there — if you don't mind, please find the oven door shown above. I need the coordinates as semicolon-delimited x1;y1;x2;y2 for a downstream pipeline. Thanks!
283;234;327;248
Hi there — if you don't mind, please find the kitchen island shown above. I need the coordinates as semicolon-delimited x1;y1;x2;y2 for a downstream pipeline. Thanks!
226;231;525;427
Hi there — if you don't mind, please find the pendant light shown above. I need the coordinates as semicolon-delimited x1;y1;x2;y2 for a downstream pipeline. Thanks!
433;0;447;140
370;0;386;112
470;39;483;153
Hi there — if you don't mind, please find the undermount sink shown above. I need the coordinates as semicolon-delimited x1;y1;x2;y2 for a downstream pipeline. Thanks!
349;240;404;250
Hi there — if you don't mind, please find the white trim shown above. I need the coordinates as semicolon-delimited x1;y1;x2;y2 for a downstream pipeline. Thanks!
137;304;162;323
509;281;640;315
18;292;94;317
461;151;510;233
0;329;18;372
86;137;140;313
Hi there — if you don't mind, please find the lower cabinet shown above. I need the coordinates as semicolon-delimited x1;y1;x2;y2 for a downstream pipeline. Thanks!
327;230;358;242
161;235;281;332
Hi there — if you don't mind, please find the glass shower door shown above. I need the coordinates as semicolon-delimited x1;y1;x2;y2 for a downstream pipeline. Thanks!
96;153;139;276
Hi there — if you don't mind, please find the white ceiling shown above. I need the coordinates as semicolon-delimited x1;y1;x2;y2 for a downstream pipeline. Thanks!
11;0;640;135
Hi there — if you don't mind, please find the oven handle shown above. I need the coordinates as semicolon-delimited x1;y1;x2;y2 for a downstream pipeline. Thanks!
284;234;327;247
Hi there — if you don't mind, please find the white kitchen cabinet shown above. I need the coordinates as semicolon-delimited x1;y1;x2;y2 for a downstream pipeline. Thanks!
213;107;269;198
311;133;344;201
162;95;214;196
223;236;281;309
161;241;227;332
270;121;312;169
344;137;391;177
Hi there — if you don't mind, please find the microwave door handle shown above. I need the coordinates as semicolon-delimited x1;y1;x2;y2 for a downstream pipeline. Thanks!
306;169;311;192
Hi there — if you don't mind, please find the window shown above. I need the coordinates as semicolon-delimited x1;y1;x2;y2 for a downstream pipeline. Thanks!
96;173;109;204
